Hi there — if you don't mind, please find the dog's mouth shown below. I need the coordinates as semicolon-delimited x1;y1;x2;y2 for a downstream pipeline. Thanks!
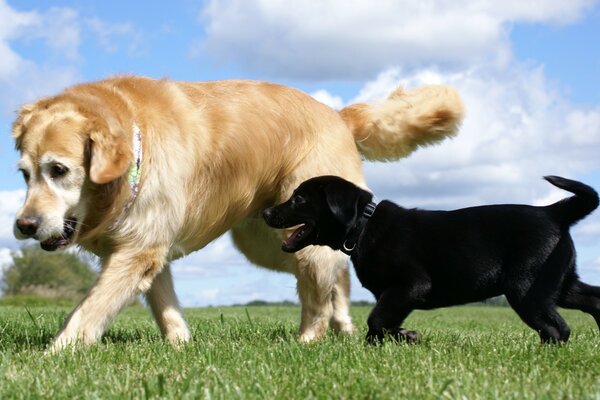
282;223;315;252
40;218;78;251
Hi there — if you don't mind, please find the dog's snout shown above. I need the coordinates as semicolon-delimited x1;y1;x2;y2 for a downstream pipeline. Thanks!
16;216;41;237
263;207;274;222
263;207;283;227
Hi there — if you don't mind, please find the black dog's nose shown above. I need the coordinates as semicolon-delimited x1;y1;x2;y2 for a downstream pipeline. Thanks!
16;216;41;237
263;208;273;221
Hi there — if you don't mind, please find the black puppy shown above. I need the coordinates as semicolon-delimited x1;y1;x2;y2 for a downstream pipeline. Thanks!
263;175;600;343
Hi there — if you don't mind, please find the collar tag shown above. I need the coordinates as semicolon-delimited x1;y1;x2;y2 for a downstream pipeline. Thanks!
340;200;378;256
109;123;142;230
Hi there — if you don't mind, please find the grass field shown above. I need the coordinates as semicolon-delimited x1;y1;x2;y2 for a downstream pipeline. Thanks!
0;304;599;399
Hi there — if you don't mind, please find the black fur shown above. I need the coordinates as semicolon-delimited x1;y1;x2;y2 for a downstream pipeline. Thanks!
263;175;600;344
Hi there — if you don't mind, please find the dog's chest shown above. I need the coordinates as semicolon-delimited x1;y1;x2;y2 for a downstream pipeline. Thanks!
351;253;393;298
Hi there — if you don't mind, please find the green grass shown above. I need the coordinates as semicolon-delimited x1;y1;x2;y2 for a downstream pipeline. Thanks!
0;305;599;399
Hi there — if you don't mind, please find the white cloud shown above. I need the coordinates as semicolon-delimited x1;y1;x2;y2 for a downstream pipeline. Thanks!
0;1;144;114
0;0;39;79
198;0;594;80
194;288;221;304
175;262;300;306
0;247;11;287
0;1;81;74
0;1;82;114
86;18;145;56
577;222;600;236
574;220;600;247
31;7;81;61
172;235;251;279
310;89;344;109
0;190;25;247
0;247;11;269
594;256;600;270
360;65;600;211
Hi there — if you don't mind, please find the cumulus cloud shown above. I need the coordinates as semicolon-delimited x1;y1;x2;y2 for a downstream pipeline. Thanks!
0;1;82;113
310;89;344;109
177;271;299;307
172;234;251;279
86;18;146;56
0;1;144;114
0;247;11;269
0;189;24;248
594;256;600;270
198;0;594;80
358;66;600;209
0;190;17;280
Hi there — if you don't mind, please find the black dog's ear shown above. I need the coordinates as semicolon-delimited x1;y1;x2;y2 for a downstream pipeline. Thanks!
324;182;360;226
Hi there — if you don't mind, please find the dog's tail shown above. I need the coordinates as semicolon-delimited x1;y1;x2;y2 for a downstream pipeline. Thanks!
339;85;465;161
545;175;599;227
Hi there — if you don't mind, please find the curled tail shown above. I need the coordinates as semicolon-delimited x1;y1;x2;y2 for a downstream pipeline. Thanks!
545;175;599;226
339;85;465;161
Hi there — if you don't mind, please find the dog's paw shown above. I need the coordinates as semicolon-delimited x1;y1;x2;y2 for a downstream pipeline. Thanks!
165;326;191;349
365;327;421;345
46;334;84;354
365;329;385;345
395;328;421;344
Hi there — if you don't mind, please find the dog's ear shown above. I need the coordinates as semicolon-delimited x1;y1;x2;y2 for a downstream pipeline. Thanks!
324;182;360;226
88;117;132;184
12;103;36;150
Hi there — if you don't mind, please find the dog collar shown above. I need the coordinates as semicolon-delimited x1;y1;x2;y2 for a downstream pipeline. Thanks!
341;200;377;255
110;123;142;229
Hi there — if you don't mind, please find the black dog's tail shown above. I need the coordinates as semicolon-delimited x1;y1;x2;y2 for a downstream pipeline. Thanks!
545;175;599;227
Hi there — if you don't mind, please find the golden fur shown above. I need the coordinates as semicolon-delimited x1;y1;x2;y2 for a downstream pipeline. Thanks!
12;76;464;350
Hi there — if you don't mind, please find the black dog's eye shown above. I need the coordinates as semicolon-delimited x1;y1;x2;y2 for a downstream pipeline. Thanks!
291;195;306;205
49;163;69;179
19;168;30;183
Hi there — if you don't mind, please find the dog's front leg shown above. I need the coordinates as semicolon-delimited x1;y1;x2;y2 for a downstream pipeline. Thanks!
366;289;420;344
50;245;168;352
294;247;352;342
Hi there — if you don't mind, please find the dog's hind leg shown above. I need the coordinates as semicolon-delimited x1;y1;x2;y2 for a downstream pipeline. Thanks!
232;219;354;342
507;280;571;343
508;298;570;343
145;264;191;344
559;276;600;330
506;239;575;343
50;245;168;352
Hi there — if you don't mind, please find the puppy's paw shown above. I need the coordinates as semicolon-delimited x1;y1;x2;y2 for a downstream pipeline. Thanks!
395;328;421;344
365;327;421;345
365;329;385;345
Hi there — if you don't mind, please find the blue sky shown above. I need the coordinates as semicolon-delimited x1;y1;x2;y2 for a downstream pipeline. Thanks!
1;0;600;306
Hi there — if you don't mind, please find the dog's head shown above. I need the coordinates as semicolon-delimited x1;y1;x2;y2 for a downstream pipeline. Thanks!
12;91;133;251
263;176;373;253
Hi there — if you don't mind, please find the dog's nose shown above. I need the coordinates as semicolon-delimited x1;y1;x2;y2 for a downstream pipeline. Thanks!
263;208;273;221
16;216;41;237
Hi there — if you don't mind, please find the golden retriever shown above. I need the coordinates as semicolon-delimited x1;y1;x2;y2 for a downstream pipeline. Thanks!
12;76;463;350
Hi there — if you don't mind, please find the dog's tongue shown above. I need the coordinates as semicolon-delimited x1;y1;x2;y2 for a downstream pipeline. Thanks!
39;219;77;251
284;225;306;247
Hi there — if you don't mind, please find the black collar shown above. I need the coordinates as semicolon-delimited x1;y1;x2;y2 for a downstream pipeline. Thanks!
341;201;377;256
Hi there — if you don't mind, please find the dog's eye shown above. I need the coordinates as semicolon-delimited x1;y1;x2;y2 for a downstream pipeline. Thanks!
292;195;306;205
49;164;69;179
19;168;30;183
